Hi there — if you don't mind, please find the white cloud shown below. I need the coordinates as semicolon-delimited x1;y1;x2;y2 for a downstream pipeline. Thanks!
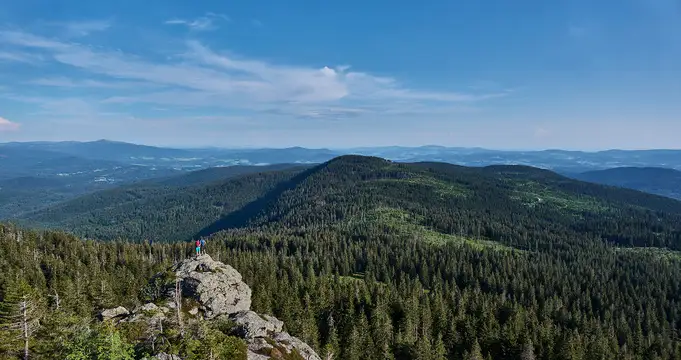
0;29;508;120
0;31;67;50
165;13;229;31
27;77;149;89
0;51;43;64
0;117;20;131
59;20;112;37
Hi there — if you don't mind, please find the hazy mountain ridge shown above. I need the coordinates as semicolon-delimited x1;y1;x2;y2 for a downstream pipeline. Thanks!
3;140;681;220
572;167;681;200
5;140;681;173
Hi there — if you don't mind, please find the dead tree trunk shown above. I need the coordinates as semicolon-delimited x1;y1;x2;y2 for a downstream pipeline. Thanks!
175;278;184;337
21;299;29;360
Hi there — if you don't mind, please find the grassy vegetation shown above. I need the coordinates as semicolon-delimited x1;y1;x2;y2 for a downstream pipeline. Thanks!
373;174;470;198
509;180;611;213
615;247;681;262
348;207;520;253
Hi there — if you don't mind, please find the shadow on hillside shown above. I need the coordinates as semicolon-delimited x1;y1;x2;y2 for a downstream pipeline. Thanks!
192;165;322;239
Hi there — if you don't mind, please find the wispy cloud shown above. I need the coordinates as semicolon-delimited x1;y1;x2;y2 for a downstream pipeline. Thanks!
0;117;20;132
165;13;229;31
0;31;67;50
58;19;112;37
27;77;149;89
0;29;508;120
5;94;123;120
0;51;43;64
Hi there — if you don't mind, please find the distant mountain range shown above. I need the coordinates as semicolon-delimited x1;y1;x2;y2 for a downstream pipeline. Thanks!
4;140;681;172
2;140;681;218
571;167;681;200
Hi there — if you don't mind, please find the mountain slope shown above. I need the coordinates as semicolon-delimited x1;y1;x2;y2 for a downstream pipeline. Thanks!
229;156;681;249
1;139;192;163
22;156;681;251
20;166;309;241
573;167;681;200
4;158;681;359
147;163;308;187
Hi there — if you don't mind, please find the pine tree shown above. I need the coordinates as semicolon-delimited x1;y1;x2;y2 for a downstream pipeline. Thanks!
466;338;484;360
432;334;447;360
0;280;44;360
94;323;135;360
323;318;340;360
520;339;536;360
414;334;432;360
370;304;394;360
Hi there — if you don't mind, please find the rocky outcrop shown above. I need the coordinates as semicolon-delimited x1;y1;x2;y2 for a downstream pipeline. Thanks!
228;311;321;360
101;255;320;360
151;353;181;360
126;302;168;323
171;254;252;318
99;306;129;320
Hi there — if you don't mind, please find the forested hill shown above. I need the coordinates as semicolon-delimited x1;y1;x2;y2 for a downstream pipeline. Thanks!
572;167;681;200
18;155;681;251
3;156;681;359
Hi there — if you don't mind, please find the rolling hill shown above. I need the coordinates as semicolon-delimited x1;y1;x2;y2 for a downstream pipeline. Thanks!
20;156;681;251
18;164;309;241
4;156;681;359
573;167;681;200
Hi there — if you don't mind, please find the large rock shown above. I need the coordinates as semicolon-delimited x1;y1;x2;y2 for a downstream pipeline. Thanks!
104;255;321;360
126;302;166;323
229;311;321;360
230;311;283;339
172;254;252;319
100;306;129;320
151;354;181;360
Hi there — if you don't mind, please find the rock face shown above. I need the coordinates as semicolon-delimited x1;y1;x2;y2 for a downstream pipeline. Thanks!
101;254;320;360
228;311;321;360
100;306;129;320
172;254;252;319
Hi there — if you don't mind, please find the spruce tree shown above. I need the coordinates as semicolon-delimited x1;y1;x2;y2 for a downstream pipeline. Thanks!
0;280;44;360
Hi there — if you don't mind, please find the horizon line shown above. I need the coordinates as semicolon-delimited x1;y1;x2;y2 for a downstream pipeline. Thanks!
1;139;680;153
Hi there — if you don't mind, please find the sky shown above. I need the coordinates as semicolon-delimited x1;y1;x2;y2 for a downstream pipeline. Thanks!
0;0;679;149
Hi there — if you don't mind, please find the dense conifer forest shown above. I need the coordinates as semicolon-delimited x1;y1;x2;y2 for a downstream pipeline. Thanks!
2;156;681;359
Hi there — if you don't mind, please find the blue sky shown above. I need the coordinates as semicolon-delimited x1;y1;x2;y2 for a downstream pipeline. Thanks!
0;0;679;149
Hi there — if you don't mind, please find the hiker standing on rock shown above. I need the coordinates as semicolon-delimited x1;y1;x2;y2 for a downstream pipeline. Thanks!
200;238;207;255
195;239;201;257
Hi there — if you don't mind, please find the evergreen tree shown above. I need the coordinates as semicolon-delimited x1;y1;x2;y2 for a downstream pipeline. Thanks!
0;280;44;360
432;334;447;360
521;339;536;360
466;338;484;360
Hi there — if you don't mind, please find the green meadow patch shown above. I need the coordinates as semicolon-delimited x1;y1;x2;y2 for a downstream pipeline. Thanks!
351;207;520;253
